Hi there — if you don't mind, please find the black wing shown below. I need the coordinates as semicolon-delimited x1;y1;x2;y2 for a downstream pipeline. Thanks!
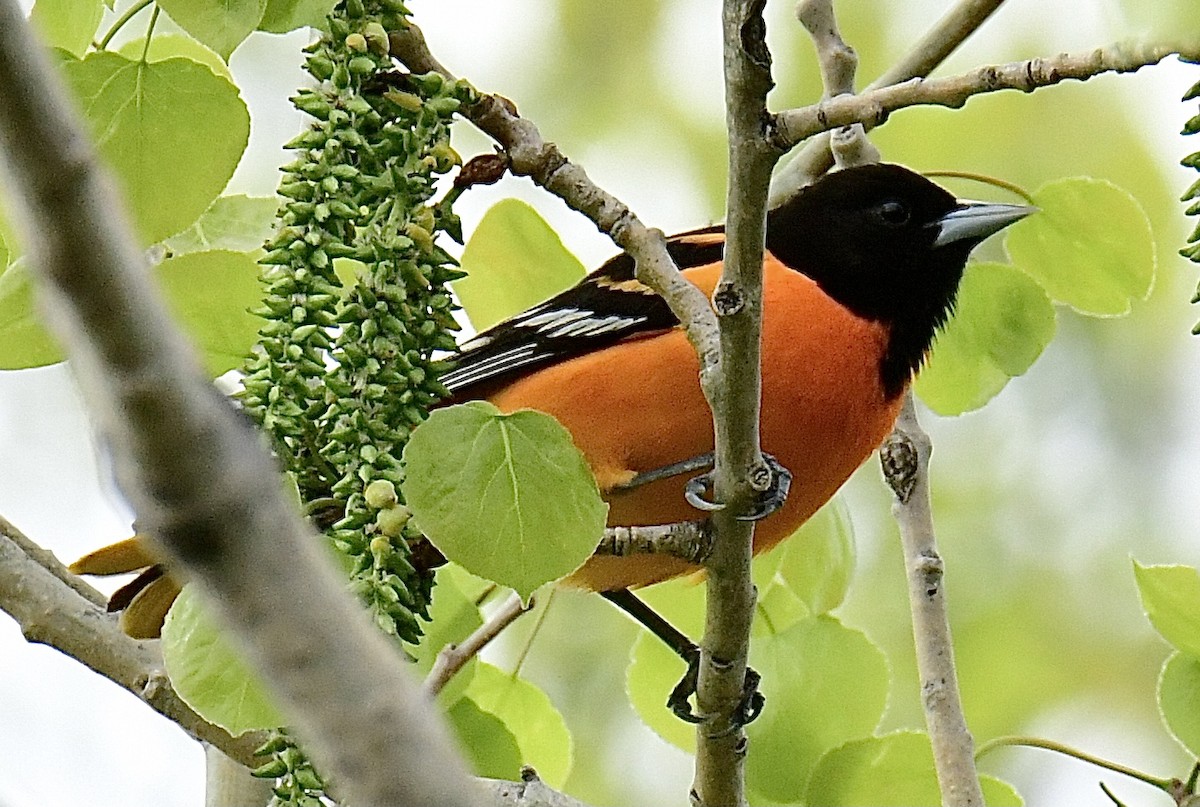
441;225;725;397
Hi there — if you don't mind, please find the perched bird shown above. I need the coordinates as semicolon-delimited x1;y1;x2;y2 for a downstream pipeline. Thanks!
71;163;1031;639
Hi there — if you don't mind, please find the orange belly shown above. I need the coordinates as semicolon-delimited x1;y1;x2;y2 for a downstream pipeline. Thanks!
485;258;903;591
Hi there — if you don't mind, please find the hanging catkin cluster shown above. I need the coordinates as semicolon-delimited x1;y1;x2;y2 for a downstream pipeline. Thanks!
239;2;471;802
1180;69;1200;331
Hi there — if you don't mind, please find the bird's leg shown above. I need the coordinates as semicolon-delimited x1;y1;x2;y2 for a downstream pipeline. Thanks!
601;589;764;726
682;452;793;521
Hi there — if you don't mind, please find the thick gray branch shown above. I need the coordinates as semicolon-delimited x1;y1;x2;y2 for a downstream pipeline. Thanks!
0;4;478;805
880;395;982;806
0;518;266;766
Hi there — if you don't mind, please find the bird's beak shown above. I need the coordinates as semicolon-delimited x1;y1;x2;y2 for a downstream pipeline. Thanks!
932;201;1036;248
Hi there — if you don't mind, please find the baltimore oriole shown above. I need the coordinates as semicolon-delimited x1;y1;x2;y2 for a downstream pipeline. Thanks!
72;163;1031;638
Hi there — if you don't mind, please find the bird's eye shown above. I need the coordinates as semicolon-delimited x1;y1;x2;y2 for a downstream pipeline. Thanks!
876;200;910;226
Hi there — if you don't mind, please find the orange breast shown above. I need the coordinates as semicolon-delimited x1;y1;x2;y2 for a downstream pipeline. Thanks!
485;257;904;591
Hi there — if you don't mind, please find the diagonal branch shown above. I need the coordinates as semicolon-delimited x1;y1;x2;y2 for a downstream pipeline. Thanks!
0;517;267;766
391;24;721;382
0;4;479;805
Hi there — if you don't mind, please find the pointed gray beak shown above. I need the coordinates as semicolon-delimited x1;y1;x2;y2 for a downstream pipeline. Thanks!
932;201;1036;248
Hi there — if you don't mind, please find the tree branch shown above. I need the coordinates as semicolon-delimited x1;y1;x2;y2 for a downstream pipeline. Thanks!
773;38;1200;151
880;395;983;806
770;0;1009;204
424;592;532;697
0;518;267;766
595;522;712;564
0;4;479;805
390;24;722;381
689;2;780;806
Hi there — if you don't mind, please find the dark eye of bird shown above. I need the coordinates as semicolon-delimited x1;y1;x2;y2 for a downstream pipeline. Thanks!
876;200;910;226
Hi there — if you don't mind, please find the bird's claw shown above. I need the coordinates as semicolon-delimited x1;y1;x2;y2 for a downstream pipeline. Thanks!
683;453;792;521
667;648;765;729
736;454;792;522
684;472;725;513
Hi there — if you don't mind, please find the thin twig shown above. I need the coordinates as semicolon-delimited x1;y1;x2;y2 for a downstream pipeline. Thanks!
773;38;1200;150
880;394;983;806
595;522;712;564
770;0;1009;204
0;5;479;805
0;514;107;608
424;592;533;697
976;736;1175;792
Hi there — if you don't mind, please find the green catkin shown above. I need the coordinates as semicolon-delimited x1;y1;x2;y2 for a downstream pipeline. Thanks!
237;0;475;801
1182;74;1200;333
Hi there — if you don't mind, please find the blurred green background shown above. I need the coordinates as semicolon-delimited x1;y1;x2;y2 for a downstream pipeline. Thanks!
1;1;1198;805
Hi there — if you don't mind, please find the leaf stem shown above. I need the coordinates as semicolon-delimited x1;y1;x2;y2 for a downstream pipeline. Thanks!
976;735;1175;791
139;4;159;63
922;170;1037;204
95;0;153;51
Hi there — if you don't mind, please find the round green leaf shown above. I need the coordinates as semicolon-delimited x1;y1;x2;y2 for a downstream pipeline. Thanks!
161;586;284;735
455;199;586;331
153;250;266;376
60;52;250;245
1133;561;1200;658
259;0;335;32
0;262;64;369
402;402;607;601
465;662;573;788
774;497;856;616
30;0;104;56
1159;652;1200;757
164;195;279;256
806;732;1023;806
1006;177;1155;316
744;615;889;802
157;0;267;60
447;696;523;781
916;262;1056;415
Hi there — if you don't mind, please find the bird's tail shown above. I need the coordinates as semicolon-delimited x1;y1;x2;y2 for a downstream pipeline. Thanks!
69;536;179;639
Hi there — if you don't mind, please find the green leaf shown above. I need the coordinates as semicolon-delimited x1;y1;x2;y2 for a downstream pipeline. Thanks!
773;497;856;616
466;662;573;788
1160;652;1200;757
59;52;250;245
161;586;284;735
0;262;64;369
455;199;586;331
30;0;104;56
1006;178;1155;316
153;250;266;376
1133;561;1200;658
806;732;1023;806
402;402;607;602
157;0;267;60
164;195;279;256
259;0;335;31
404;566;484;707
116;33;232;79
916;262;1057;415
744;616;889;802
447;697;523;781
